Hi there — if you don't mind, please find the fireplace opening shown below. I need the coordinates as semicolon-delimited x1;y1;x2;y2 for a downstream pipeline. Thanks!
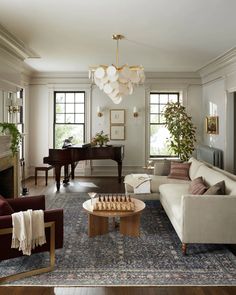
0;166;14;198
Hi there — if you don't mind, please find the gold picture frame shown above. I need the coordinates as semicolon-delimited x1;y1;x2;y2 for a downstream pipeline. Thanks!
110;109;125;125
206;116;219;134
110;125;125;140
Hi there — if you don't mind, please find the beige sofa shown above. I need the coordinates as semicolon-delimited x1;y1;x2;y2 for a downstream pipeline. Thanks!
124;157;236;254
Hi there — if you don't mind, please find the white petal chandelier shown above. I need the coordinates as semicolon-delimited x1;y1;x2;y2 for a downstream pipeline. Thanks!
89;34;145;104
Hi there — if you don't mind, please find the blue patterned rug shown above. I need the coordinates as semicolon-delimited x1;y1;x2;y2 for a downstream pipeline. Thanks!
1;193;236;286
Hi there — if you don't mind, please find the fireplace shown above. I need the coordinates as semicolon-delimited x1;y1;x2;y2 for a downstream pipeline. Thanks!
0;166;14;197
0;135;20;198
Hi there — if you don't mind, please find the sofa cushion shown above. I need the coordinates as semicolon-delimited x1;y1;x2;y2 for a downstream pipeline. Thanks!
168;162;191;180
195;165;236;195
150;175;190;193
204;180;225;195
188;177;208;195
0;195;14;216
188;157;205;180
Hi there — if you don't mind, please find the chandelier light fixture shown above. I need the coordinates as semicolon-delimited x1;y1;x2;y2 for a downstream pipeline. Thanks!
89;34;145;104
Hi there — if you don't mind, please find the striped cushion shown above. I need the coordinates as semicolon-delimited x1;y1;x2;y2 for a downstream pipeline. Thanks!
189;177;208;195
168;162;191;180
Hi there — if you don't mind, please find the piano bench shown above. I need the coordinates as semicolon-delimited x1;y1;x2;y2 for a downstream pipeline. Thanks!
35;165;54;186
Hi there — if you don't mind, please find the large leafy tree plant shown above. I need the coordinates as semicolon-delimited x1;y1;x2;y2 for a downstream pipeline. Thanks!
162;102;196;161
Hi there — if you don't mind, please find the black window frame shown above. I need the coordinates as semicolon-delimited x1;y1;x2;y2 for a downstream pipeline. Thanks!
53;91;86;148
149;92;180;158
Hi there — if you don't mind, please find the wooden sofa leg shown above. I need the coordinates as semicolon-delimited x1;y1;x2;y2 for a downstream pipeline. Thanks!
182;243;187;255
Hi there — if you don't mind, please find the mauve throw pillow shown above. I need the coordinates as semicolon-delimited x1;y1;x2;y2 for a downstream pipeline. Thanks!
204;180;226;195
168;162;191;180
0;195;14;216
188;177;208;195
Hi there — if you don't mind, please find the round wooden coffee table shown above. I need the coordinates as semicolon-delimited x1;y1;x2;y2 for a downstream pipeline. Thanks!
83;197;145;237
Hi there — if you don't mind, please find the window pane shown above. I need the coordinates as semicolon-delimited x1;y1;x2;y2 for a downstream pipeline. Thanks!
150;105;159;113
150;125;171;156
66;93;74;103
75;93;85;103
56;93;65;103
56;103;65;113
159;94;168;104
54;91;85;148
159;104;166;113
150;114;159;123
169;94;178;103
160;114;166;123
150;94;159;103
66;114;74;123
75;104;84;113
149;92;179;157
75;114;84;123
56;114;65;123
66;104;74;113
55;124;84;148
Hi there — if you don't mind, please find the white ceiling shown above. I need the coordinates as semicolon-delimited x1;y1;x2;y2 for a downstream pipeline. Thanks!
0;0;236;73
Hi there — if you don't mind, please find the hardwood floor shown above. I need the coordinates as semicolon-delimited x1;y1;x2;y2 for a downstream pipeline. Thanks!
1;176;236;295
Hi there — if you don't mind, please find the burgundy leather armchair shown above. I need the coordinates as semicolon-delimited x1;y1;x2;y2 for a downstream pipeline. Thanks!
0;195;63;283
0;195;63;261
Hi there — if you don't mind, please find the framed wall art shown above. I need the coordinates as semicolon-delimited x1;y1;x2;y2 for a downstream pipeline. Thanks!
110;109;125;125
110;125;125;140
206;116;219;134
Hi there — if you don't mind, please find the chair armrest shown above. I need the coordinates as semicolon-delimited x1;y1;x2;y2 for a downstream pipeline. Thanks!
44;209;64;249
7;195;46;212
181;194;236;243
0;215;12;229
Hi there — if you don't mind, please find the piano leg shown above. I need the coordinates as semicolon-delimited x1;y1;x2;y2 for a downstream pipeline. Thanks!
117;161;122;183
63;164;70;185
54;165;62;191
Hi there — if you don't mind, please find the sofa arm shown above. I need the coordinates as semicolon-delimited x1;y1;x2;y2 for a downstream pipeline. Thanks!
7;195;46;212
181;194;236;244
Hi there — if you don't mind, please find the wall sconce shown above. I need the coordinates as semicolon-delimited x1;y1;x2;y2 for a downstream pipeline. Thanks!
97;106;103;117
133;106;138;117
6;93;22;113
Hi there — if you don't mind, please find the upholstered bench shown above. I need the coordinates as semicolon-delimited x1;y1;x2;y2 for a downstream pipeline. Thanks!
35;165;53;186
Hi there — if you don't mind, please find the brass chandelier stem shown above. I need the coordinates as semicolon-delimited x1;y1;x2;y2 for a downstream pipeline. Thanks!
112;34;124;68
116;38;119;67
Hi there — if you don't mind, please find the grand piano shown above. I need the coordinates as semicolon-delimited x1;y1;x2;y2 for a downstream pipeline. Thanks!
44;145;124;191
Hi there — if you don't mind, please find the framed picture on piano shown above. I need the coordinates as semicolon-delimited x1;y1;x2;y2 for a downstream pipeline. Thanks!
110;125;125;140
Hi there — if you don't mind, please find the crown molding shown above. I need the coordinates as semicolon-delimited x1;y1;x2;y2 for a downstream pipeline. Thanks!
0;24;39;61
198;47;236;78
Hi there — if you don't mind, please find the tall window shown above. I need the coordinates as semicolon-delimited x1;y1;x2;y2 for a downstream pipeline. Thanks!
54;91;85;148
149;92;180;158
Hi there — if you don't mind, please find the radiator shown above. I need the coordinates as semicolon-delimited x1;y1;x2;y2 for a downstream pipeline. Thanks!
196;145;223;169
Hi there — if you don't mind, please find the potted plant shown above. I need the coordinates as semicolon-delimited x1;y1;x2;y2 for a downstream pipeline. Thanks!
0;122;22;155
162;102;196;161
91;130;109;146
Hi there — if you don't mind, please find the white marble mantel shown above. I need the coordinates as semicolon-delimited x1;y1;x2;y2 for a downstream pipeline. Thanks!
0;135;11;157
